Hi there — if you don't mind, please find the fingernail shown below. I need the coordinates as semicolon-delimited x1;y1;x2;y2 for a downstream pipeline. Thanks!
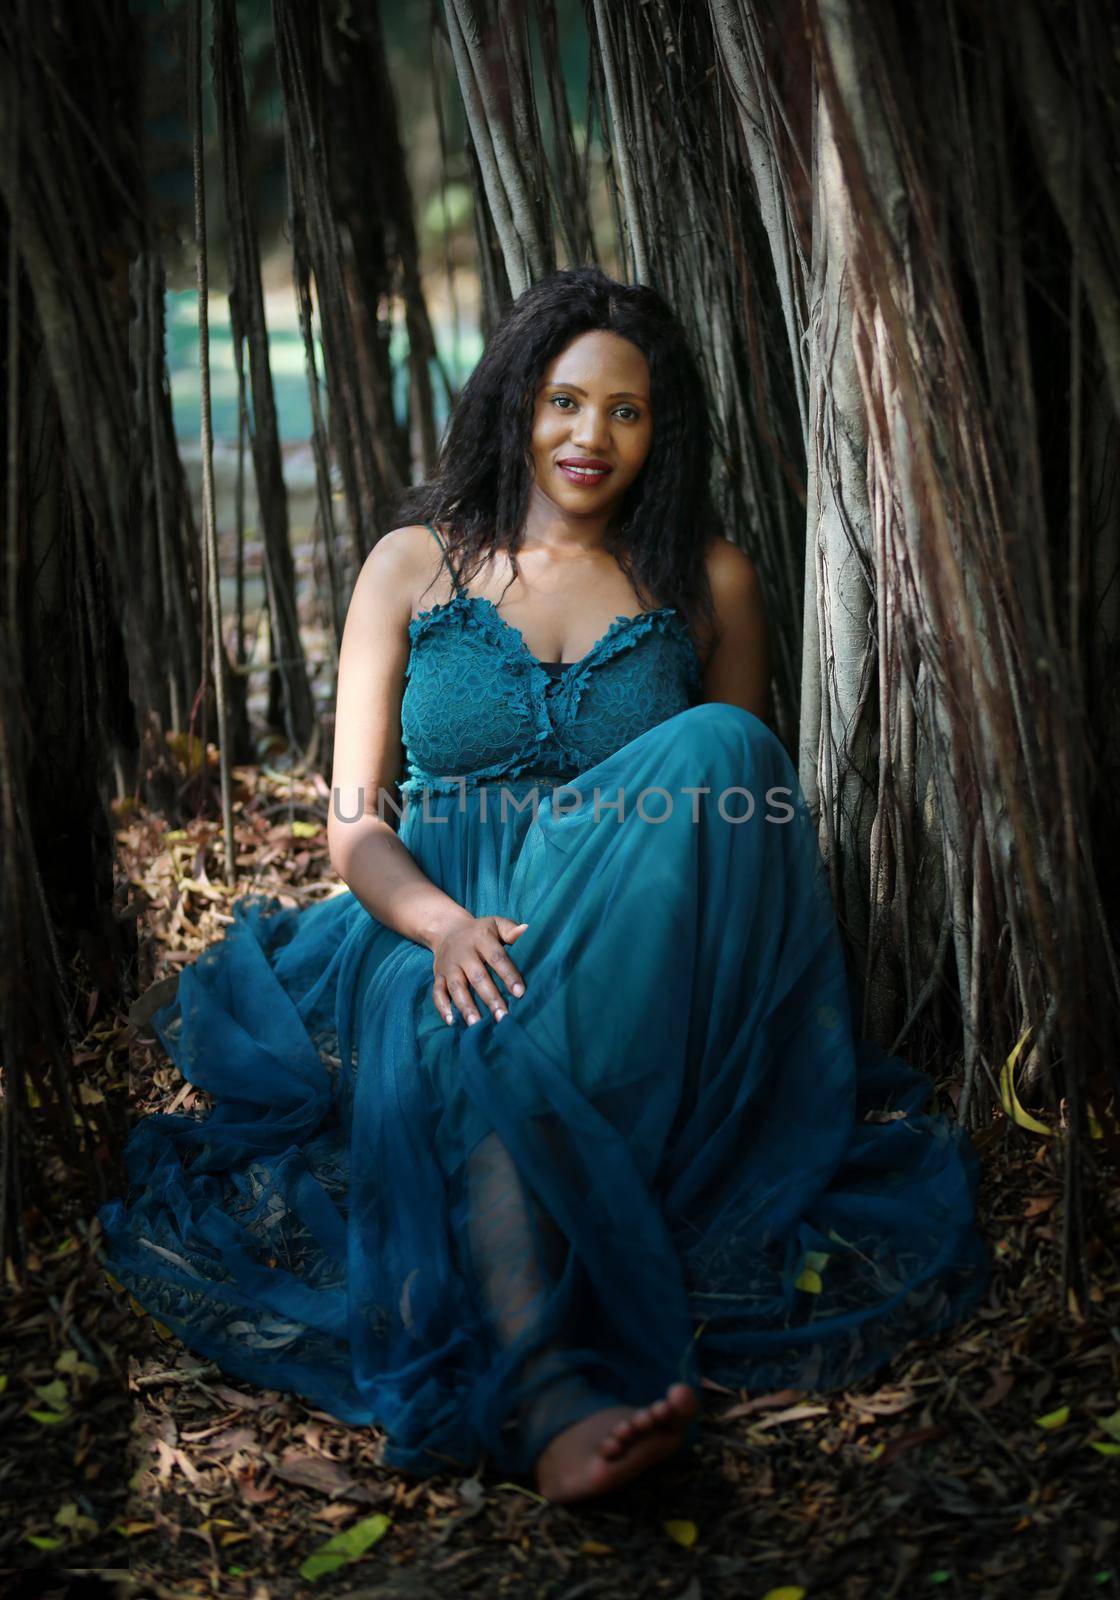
494;1008;506;1021
468;1013;479;1025
511;983;524;997
444;1012;453;1024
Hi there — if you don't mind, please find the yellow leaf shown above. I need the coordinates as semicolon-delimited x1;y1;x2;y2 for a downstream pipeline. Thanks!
221;1531;250;1547
1088;1442;1120;1457
54;1504;98;1537
64;1360;97;1380
580;1540;614;1556
998;1027;1053;1137
1097;1409;1120;1442
761;1589;807;1600
0;1375;7;1395
113;1522;157;1537
104;1272;125;1295
151;1320;174;1341
1034;1406;1069;1430
795;1268;823;1294
865;1441;885;1462
664;1519;698;1548
164;828;188;842
298;1514;391;1582
128;1296;147;1318
291;820;321;839
166;734;218;770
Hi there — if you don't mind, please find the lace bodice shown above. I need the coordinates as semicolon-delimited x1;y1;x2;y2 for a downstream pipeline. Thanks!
399;528;703;798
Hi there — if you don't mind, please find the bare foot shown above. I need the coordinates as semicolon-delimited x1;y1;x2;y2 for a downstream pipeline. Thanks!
533;1382;697;1504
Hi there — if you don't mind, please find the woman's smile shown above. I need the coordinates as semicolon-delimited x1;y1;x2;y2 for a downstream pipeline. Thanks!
556;456;614;487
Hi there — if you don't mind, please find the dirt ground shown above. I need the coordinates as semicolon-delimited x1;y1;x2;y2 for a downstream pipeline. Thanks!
3;763;1118;1600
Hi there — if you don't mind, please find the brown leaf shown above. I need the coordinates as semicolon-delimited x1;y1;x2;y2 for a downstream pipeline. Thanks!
236;1471;278;1507
155;1438;202;1486
272;1453;356;1497
311;1502;362;1525
181;1419;243;1444
717;1387;805;1422
165;1081;195;1116
212;1385;271;1411
194;1427;258;1458
850;1388;920;1417
753;1403;831;1430
425;1489;460;1510
977;1370;1015;1410
876;1426;947;1466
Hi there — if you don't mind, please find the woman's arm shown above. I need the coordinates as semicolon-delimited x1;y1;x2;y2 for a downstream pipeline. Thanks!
327;527;528;1025
327;526;472;949
698;536;771;720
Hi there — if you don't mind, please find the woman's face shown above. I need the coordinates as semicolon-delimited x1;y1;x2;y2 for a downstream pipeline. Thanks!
528;330;653;518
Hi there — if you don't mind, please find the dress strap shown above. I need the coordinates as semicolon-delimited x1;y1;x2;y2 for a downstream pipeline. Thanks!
423;521;464;595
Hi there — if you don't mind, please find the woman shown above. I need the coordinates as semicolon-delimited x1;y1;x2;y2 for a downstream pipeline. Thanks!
102;266;988;1505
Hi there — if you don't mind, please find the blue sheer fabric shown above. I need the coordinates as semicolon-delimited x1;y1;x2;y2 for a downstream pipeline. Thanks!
100;528;989;1477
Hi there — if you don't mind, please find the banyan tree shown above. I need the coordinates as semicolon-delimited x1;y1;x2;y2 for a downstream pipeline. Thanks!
1;0;1116;1307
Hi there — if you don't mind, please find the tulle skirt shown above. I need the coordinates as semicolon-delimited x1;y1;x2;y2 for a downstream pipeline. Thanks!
100;703;989;1475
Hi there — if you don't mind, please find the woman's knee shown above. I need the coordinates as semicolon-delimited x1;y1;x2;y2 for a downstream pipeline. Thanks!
679;699;765;742
668;701;786;783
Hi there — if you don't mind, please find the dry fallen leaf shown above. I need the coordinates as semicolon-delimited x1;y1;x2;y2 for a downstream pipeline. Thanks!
717;1388;804;1423
273;1453;356;1497
976;1371;1015;1411
753;1404;831;1430
664;1519;699;1548
236;1471;278;1507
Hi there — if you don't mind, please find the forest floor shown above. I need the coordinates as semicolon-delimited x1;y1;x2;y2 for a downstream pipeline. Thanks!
3;758;1120;1600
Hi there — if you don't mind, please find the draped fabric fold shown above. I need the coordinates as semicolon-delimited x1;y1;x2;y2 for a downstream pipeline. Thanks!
102;702;988;1475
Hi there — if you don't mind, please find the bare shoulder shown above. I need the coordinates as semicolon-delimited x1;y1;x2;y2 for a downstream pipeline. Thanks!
364;522;438;585
697;536;770;718
703;535;764;619
349;524;438;621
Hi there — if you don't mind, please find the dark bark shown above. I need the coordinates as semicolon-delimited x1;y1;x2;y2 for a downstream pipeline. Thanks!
212;0;316;750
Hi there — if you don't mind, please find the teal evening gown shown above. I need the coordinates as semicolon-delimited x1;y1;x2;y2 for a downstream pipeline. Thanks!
100;524;989;1476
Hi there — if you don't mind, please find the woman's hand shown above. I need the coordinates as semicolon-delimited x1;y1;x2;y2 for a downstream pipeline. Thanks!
431;915;530;1026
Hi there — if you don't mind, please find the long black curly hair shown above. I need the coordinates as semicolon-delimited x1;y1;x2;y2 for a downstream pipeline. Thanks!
390;265;720;655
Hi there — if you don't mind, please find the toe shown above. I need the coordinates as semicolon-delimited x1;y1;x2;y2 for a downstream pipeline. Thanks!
650;1398;672;1425
667;1383;698;1422
600;1420;631;1456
